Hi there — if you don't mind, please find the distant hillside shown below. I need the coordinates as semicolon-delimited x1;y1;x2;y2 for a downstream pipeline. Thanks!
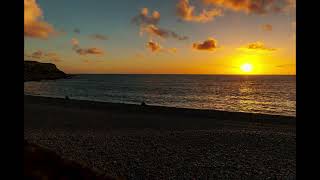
24;61;68;82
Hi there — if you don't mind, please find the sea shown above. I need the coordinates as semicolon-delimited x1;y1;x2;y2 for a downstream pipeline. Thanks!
24;75;296;117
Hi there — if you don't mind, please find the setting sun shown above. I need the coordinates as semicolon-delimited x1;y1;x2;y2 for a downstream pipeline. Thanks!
240;63;253;73
24;0;296;178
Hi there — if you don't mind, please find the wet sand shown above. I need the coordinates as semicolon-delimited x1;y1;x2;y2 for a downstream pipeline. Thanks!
24;95;296;179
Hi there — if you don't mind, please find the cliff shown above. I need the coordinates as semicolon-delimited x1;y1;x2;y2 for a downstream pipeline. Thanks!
24;61;68;82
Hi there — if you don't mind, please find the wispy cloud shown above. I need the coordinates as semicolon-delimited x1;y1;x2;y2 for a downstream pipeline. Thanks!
89;34;108;41
203;0;295;14
176;0;223;23
71;38;105;56
75;48;104;56
239;41;277;52
82;59;104;64
132;8;160;26
141;25;188;40
133;8;188;41
24;0;56;39
24;50;61;62
146;41;178;53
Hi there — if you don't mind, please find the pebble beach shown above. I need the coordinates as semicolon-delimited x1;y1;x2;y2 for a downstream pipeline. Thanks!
24;95;296;179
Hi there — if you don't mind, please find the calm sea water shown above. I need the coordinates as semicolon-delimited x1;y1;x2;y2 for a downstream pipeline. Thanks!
24;75;296;117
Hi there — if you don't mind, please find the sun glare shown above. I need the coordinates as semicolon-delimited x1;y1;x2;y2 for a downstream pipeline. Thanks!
240;63;253;73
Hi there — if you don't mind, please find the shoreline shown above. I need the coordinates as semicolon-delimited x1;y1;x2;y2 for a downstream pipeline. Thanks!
24;94;295;122
24;93;296;117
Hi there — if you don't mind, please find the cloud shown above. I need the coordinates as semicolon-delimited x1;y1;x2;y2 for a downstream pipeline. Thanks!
133;8;188;41
75;48;104;56
176;0;223;23
89;34;108;41
24;0;56;39
240;41;276;52
24;50;61;62
262;24;273;31
146;41;178;53
141;25;188;40
193;37;219;51
203;0;295;14
71;38;79;47
74;28;80;34
82;59;104;64
71;38;105;56
146;41;161;52
132;8;160;26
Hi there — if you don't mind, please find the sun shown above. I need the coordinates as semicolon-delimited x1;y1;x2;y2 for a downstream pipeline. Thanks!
240;63;253;73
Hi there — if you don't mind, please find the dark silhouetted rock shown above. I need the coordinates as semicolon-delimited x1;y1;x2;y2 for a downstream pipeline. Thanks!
24;60;69;82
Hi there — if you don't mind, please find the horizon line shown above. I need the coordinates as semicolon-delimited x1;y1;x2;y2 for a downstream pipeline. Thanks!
68;73;296;76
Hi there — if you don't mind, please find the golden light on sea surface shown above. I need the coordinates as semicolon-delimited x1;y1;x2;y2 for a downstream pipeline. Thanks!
240;63;253;73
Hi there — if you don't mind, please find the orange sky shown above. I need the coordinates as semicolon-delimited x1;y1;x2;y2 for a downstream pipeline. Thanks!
24;0;296;75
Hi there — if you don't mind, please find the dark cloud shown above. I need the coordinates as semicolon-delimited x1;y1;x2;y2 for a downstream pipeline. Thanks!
24;50;61;62
262;24;273;31
71;38;105;56
176;0;223;23
193;37;219;51
89;34;108;40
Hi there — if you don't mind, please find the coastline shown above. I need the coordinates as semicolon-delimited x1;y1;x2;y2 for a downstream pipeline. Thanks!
24;95;296;179
24;94;295;125
24;74;296;117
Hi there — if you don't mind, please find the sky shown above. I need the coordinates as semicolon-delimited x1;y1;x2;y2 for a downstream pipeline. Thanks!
24;0;296;75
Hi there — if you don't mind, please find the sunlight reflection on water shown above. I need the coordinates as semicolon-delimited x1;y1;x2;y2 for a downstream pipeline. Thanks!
24;75;296;116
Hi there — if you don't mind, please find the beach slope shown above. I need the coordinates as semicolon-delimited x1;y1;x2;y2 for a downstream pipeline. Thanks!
24;95;296;179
